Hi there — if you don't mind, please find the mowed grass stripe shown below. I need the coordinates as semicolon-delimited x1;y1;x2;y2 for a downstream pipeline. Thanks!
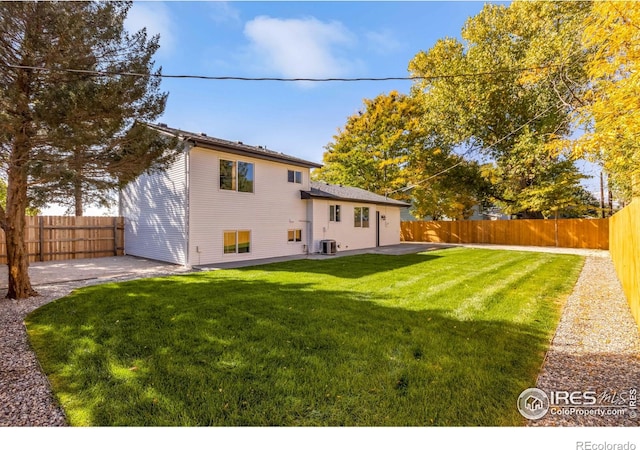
26;248;583;426
383;250;538;312
501;255;585;324
452;254;554;320
380;248;526;296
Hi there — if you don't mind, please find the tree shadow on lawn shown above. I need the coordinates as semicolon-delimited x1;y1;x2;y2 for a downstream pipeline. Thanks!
244;252;444;279
26;273;552;426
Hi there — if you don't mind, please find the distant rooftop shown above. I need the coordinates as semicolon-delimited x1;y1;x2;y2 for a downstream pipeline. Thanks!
147;122;322;169
302;181;410;207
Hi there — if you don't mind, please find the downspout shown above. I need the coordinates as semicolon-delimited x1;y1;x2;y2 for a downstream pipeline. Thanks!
302;192;313;256
184;143;191;268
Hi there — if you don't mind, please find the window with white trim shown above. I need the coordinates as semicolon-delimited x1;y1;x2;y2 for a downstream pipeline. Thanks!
287;229;302;242
221;159;254;193
329;204;341;222
354;207;370;228
288;169;302;184
223;230;251;254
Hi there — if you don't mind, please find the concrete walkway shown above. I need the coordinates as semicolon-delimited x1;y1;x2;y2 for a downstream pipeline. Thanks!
193;243;450;270
0;255;191;288
448;242;610;258
0;243;605;285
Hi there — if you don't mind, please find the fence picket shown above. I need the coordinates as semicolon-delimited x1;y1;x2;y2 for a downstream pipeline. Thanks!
0;216;124;264
609;202;640;329
400;218;609;250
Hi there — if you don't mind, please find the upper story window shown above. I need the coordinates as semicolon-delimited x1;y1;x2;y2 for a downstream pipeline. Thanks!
329;205;341;222
354;207;370;228
221;159;254;193
288;169;302;184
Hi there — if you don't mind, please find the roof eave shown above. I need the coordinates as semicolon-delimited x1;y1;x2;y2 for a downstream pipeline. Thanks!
301;191;409;207
186;137;322;169
144;122;322;169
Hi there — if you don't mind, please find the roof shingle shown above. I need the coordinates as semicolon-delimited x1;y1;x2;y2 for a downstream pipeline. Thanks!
147;123;322;169
302;182;410;207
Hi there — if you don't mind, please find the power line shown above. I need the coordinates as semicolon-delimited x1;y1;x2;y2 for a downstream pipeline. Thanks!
386;102;564;196
2;62;570;83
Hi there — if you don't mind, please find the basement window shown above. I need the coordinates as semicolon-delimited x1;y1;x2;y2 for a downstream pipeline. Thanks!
287;229;302;242
224;230;251;254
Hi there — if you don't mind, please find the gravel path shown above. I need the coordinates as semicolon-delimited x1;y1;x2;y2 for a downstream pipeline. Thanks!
0;284;71;426
532;256;640;426
1;252;638;426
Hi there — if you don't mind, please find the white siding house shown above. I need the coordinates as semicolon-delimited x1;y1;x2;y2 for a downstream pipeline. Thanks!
121;124;409;266
120;151;188;265
302;183;406;253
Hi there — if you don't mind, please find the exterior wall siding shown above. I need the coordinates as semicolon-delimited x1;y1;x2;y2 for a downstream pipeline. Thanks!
121;151;188;265
309;200;402;252
378;205;402;246
188;147;310;265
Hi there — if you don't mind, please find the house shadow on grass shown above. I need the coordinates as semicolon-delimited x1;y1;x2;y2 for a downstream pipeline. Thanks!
26;273;550;426
241;252;444;279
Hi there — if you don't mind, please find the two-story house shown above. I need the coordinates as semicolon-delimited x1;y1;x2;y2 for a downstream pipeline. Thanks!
120;124;409;267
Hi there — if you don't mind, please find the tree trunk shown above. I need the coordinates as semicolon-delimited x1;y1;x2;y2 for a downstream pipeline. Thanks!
74;178;83;217
73;147;84;216
5;44;38;299
6;135;38;299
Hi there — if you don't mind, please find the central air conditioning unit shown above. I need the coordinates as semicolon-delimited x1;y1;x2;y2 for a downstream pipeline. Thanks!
321;239;337;255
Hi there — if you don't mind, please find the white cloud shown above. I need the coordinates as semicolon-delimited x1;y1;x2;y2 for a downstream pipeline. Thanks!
125;3;175;55
243;16;357;79
209;2;241;24
365;30;402;55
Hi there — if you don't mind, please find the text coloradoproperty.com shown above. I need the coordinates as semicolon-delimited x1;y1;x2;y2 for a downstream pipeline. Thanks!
551;407;629;416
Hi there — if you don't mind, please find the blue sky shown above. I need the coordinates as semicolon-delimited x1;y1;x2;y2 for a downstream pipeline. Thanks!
124;1;492;164
46;0;603;214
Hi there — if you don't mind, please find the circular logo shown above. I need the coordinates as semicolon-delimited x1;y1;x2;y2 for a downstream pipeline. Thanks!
517;388;550;420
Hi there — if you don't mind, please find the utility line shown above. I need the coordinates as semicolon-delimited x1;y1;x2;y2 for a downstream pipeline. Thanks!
386;102;565;196
2;62;571;83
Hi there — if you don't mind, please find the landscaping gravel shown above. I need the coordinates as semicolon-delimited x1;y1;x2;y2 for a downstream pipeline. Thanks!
0;266;193;427
532;256;640;426
1;251;638;426
0;284;70;426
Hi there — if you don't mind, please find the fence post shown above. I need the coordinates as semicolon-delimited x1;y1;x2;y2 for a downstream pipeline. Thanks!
39;216;44;262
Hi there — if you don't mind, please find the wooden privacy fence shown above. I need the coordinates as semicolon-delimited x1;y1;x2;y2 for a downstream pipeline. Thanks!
0;216;124;264
401;218;609;250
609;201;640;328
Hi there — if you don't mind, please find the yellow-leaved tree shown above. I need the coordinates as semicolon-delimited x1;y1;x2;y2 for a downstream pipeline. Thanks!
575;2;640;198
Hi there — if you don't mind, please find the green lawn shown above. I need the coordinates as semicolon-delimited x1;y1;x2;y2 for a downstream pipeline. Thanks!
25;248;583;426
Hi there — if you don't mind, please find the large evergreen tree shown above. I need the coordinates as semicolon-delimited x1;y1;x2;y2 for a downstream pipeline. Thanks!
0;2;175;298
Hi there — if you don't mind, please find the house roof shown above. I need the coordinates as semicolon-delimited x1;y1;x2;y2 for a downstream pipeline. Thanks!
146;123;322;169
302;182;410;207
